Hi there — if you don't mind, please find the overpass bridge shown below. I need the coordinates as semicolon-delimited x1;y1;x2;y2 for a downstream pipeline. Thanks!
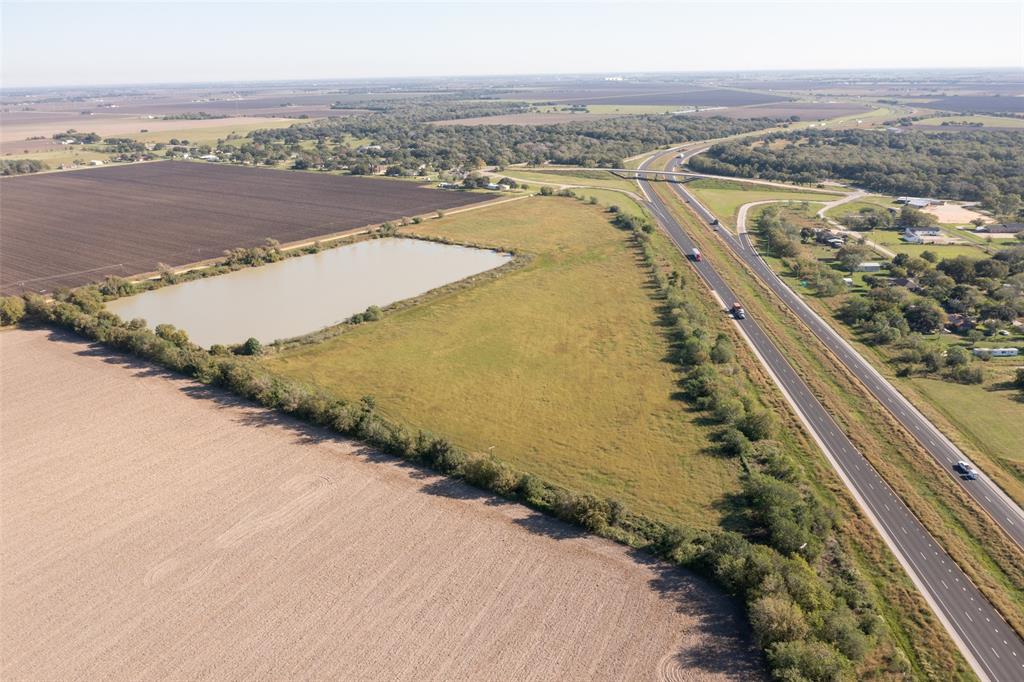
606;168;702;182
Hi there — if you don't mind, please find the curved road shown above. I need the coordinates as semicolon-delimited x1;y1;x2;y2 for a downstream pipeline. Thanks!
636;149;1024;682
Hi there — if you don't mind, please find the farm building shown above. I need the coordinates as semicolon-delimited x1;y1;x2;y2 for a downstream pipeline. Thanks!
856;262;883;272
972;347;1020;358
978;223;1024;234
902;226;942;243
896;196;944;208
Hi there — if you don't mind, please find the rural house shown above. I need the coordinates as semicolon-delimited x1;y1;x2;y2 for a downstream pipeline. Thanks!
896;196;944;208
902;226;942;243
978;223;1024;234
972;347;1020;358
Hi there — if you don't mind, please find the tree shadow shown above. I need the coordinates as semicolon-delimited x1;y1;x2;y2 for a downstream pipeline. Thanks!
628;549;765;679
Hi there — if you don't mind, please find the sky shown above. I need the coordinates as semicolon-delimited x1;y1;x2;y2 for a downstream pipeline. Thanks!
2;1;1022;88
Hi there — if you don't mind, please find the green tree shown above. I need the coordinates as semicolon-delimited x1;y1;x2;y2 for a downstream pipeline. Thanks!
749;595;809;647
0;296;26;326
240;337;263;356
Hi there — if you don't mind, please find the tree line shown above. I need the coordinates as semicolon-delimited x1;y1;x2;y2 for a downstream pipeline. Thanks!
691;128;1024;218
219;105;779;173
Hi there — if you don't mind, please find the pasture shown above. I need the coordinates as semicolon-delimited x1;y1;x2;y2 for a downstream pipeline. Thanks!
0;328;759;680
0;161;492;294
266;196;744;527
913;115;1024;130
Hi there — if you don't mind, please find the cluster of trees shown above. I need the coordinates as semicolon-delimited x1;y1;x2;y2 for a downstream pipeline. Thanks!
1;159;48;175
222;106;779;173
222;239;284;267
330;97;532;122
691;129;1024;215
161;112;227;120
53;129;101;143
9;199;891;679
837;247;1024;380
838;204;936;233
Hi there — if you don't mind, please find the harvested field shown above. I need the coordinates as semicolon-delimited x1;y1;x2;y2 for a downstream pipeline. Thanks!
522;87;790;107
0;161;492;294
431;112;617;126
694;102;874;120
0;328;761;681
925;95;1024;114
0;112;304;146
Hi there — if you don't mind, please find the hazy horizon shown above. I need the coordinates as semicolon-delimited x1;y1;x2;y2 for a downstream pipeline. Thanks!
3;1;1021;88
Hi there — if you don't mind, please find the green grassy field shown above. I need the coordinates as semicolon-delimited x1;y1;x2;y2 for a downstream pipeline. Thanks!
498;167;639;192
914;115;1024;129
686;178;836;230
900;368;1024;465
857;228;985;258
265;196;743;527
131;118;298;146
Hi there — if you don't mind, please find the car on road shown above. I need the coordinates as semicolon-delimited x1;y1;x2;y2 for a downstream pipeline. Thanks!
954;461;979;480
691;248;702;262
730;302;746;320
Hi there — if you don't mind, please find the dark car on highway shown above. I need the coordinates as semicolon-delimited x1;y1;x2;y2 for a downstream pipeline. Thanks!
955;461;979;480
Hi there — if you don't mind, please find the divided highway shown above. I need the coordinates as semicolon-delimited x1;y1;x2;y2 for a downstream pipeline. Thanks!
635;152;1024;682
664;156;1024;552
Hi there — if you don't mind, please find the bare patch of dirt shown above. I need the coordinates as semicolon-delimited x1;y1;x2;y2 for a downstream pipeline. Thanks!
922;202;993;225
0;328;761;681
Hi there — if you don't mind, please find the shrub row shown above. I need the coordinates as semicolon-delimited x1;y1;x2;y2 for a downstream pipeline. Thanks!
615;213;890;678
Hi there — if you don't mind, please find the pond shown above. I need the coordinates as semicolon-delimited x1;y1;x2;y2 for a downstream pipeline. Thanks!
106;237;511;347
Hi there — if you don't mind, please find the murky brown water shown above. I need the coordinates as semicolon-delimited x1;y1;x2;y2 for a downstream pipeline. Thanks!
107;238;511;347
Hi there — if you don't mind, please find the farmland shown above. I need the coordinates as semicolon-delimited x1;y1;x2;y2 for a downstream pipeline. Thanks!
266;196;745;526
695;102;875;121
0;161;492;294
0;328;760;680
521;86;792;107
925;95;1024;114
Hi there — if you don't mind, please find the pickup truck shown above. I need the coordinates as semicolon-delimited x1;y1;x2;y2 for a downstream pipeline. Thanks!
691;248;702;262
730;302;746;320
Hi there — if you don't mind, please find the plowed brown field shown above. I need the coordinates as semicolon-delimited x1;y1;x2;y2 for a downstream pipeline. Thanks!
0;162;491;294
0;328;761;681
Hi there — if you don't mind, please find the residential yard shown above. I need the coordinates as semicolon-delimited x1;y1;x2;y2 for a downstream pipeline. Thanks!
747;217;1024;491
265;196;744;527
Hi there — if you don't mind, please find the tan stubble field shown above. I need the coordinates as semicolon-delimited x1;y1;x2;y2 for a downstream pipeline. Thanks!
0;329;760;680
